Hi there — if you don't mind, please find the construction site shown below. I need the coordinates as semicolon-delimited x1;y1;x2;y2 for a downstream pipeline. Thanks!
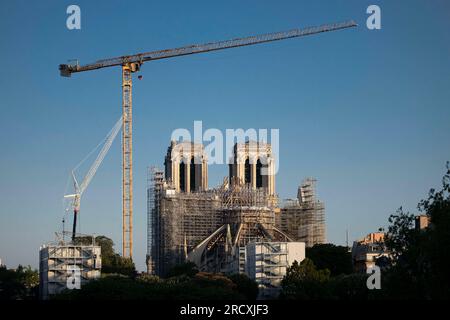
2;0;445;307
146;140;326;294
277;178;326;247
37;19;355;298
54;19;353;261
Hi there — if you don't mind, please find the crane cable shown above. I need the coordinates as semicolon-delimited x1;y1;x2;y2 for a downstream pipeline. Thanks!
73;117;122;173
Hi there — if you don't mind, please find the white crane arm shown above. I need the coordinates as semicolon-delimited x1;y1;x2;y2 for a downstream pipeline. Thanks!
79;116;122;195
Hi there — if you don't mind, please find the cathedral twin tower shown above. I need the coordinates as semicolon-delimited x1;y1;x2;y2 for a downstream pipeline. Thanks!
164;140;276;195
164;141;208;193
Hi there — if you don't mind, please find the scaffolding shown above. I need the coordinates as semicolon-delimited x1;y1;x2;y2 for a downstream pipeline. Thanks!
298;177;317;203
222;178;275;208
149;174;284;276
39;234;101;300
184;183;292;274
146;167;164;274
277;178;326;247
148;169;224;276
148;170;319;276
246;242;305;298
220;182;275;246
159;192;222;274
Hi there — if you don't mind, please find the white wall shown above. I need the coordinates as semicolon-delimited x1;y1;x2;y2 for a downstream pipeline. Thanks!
287;242;305;266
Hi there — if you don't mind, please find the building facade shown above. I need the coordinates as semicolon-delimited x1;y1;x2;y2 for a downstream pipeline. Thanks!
164;140;208;193
246;242;305;298
228;141;276;197
351;232;390;273
415;215;430;231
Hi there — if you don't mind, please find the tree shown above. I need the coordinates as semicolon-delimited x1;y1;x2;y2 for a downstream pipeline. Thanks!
280;259;331;300
227;273;259;300
385;208;417;260
418;163;450;298
136;274;161;284
329;273;370;300
20;265;39;291
106;255;136;277
54;273;247;300
306;244;353;276
0;265;39;300
166;262;199;278
383;162;450;299
73;235;136;276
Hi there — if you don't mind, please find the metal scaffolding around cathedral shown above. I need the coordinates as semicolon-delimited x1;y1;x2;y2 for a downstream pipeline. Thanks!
146;140;326;277
276;178;326;247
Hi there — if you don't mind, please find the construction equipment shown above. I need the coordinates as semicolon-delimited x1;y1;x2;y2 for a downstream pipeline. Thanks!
59;20;357;258
64;117;122;242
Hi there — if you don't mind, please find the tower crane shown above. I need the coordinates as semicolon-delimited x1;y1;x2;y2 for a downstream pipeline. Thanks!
64;116;123;242
59;20;357;258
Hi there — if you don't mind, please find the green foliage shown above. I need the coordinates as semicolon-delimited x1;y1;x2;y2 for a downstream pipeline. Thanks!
104;256;136;277
73;235;136;276
54;272;249;300
136;273;161;284
385;208;417;260
419;163;450;298
0;265;39;300
73;235;115;259
383;163;450;299
227;273;259;300
285;259;331;282
329;273;371;300
306;244;353;276
280;259;331;300
280;259;378;300
166;262;199;278
194;272;236;291
54;260;258;300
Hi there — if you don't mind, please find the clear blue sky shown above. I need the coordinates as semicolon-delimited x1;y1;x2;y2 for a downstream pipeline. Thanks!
0;0;449;271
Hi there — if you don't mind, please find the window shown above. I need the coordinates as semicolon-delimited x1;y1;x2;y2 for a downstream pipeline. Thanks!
190;157;195;192
245;158;251;184
179;162;185;192
256;159;262;188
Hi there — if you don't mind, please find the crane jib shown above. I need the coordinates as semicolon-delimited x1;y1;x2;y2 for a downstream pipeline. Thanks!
59;20;357;76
